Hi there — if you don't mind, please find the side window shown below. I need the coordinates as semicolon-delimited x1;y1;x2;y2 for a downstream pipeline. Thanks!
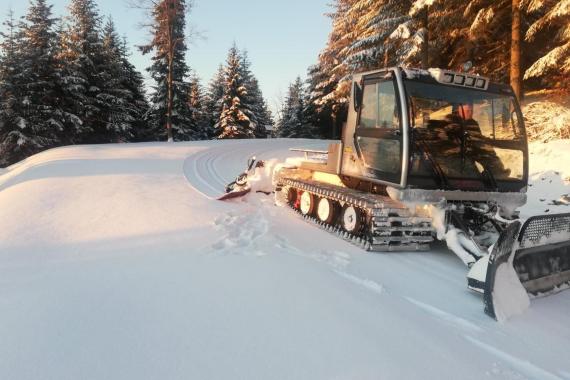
378;81;399;129
359;83;378;128
492;98;520;140
358;80;399;129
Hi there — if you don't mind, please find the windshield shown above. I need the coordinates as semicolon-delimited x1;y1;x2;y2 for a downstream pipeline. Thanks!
404;80;525;186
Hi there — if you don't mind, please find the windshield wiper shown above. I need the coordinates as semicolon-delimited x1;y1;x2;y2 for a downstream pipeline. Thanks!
412;128;452;190
461;130;499;191
456;103;468;172
475;159;499;191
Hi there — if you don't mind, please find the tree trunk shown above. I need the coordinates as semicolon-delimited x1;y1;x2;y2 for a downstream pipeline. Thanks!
420;6;429;70
510;0;523;100
166;53;174;142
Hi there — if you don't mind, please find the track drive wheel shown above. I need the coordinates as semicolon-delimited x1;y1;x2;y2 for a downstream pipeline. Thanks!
341;205;363;234
317;197;339;224
299;191;316;216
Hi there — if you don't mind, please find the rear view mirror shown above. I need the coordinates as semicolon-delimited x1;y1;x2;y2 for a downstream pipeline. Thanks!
353;82;363;111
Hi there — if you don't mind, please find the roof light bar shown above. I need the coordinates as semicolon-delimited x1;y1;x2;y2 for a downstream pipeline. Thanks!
465;77;476;86
454;74;466;85
475;78;486;89
428;68;489;90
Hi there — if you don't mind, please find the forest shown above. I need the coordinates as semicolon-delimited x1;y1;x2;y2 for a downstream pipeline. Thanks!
0;0;568;166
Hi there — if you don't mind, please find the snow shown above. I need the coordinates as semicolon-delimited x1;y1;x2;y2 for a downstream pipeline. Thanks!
523;100;570;141
409;0;435;16
467;254;489;289
443;228;477;266
521;139;570;218
491;263;531;322
469;8;495;36
1;138;570;379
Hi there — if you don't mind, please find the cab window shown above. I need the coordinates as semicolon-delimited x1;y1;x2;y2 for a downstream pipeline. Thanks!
359;81;400;129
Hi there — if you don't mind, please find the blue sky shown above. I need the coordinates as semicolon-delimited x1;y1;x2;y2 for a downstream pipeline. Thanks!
3;0;332;112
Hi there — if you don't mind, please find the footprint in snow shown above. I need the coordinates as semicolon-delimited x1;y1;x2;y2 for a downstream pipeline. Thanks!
210;210;269;256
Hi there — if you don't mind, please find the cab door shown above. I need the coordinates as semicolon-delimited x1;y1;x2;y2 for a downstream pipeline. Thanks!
354;75;403;185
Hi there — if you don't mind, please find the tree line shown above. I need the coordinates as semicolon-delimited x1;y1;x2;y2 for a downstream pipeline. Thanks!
2;0;568;164
0;0;274;166
276;0;569;139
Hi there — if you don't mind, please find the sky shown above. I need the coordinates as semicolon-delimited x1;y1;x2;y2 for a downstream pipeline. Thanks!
2;0;333;113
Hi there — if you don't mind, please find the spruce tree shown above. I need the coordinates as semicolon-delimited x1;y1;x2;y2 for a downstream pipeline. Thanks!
523;0;570;88
59;0;121;143
215;45;254;139
302;0;357;139
118;36;149;142
100;18;133;141
18;0;65;146
0;10;27;165
187;74;210;140
141;0;192;142
204;64;225;138
99;18;149;141
207;46;272;139
276;77;315;138
248;77;273;138
238;51;272;138
305;64;332;138
54;18;85;143
0;4;65;166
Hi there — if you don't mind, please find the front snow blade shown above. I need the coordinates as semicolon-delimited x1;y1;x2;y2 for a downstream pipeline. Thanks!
512;213;570;295
484;213;570;321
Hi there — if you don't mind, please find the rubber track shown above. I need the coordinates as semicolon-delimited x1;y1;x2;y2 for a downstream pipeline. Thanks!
278;178;434;252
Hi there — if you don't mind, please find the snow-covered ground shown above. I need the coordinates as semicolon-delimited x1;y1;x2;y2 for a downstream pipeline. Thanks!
1;139;569;380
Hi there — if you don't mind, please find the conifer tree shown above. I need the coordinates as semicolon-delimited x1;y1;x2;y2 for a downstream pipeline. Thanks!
238;51;272;138
117;36;149;141
54;17;85;143
216;45;254;139
62;0;107;141
204;64;225;138
0;10;28;165
0;3;66;165
276;77;315;138
248;77;273;138
141;0;192;142
187;74;210;140
100;18;134;141
305;64;332;138
523;0;570;88
19;0;65;143
303;0;357;139
346;0;411;70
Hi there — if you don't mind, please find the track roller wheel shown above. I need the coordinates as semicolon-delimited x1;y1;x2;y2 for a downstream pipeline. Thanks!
299;191;316;216
317;197;339;224
341;205;363;234
286;187;297;206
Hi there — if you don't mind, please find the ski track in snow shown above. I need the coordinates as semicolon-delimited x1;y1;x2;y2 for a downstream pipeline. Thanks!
465;335;564;380
0;139;569;380
183;140;321;199
332;269;385;295
404;296;483;332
